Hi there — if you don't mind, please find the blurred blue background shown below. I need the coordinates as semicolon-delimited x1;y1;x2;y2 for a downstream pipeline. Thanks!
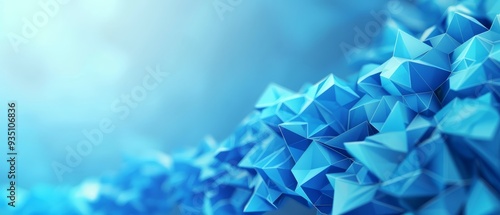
0;0;391;203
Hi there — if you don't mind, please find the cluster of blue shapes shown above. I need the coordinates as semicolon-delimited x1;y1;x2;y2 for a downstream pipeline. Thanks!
6;0;500;214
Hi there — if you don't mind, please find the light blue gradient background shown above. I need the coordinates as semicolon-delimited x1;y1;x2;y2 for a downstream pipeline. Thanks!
0;0;390;211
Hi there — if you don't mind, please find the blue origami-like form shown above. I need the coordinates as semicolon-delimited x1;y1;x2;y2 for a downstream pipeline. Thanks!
3;0;500;214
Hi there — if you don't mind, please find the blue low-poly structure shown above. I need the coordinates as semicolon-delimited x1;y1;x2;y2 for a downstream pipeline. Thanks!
5;0;500;214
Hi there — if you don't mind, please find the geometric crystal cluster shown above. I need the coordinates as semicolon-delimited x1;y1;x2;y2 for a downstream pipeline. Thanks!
4;0;500;214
